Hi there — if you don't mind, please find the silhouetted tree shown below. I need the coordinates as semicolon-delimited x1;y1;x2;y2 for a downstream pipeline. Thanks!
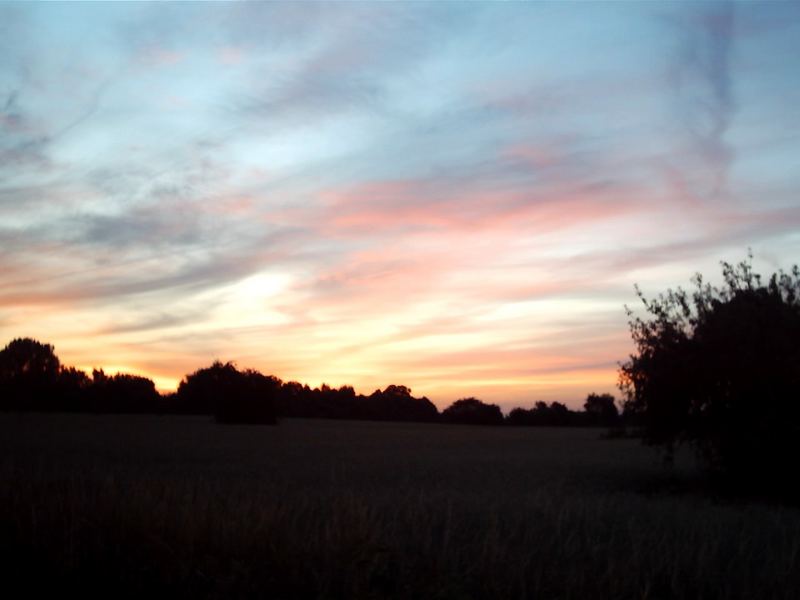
58;366;91;410
506;406;535;426
87;369;160;413
273;381;439;422
619;255;800;497
441;397;504;426
548;401;571;426
315;383;360;419
506;400;586;426
275;381;314;417
583;393;619;426
366;385;439;422
177;362;278;424
0;338;62;410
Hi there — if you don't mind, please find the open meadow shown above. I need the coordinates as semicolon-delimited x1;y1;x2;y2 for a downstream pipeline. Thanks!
1;414;799;599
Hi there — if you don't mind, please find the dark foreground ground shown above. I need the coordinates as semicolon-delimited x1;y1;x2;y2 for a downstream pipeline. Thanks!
1;414;798;599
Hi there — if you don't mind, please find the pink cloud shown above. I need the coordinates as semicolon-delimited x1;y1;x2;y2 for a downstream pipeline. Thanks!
139;47;185;67
217;46;245;66
0;113;26;133
318;176;642;236
501;143;561;170
198;194;256;216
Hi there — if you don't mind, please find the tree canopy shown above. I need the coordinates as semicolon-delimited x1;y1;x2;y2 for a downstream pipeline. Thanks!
619;255;800;496
441;397;504;426
0;338;63;410
583;393;619;427
177;361;279;424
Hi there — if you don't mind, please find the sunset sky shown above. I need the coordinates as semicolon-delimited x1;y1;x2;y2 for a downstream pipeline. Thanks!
1;1;799;410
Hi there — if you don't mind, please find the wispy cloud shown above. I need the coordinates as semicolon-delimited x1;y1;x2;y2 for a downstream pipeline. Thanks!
668;1;736;198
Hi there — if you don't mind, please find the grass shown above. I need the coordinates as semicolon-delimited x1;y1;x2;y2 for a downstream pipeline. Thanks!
1;414;799;599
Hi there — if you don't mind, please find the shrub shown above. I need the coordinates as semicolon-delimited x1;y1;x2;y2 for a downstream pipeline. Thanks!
177;362;278;424
619;255;800;497
441;397;504;426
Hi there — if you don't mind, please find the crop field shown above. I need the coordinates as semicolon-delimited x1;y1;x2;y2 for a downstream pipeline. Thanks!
1;414;799;599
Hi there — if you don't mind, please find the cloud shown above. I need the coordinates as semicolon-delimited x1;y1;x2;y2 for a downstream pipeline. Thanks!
0;75;108;185
318;175;641;236
669;1;736;198
138;47;185;68
0;226;302;308
95;312;198;336
232;2;464;128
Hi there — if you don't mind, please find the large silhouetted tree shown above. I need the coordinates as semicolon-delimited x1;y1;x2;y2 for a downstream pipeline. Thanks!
0;338;61;410
366;385;439;422
619;255;800;496
88;369;161;413
177;361;279;424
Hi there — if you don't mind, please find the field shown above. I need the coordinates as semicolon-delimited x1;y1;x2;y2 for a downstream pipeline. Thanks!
1;414;799;599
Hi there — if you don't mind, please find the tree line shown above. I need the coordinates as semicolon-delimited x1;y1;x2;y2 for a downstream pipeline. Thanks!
0;338;620;427
4;254;797;498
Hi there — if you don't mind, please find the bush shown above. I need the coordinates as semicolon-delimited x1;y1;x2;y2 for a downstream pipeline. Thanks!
619;255;800;497
87;369;161;413
505;401;580;427
177;362;278;424
583;393;619;427
365;385;439;422
441;398;504;426
0;338;61;410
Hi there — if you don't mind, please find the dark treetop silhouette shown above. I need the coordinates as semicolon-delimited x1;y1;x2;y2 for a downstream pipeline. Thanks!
177;361;280;424
441;397;504;426
619;255;800;498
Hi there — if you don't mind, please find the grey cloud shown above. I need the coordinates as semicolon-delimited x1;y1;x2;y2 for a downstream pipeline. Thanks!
235;4;466;126
226;2;464;58
78;236;297;299
0;218;321;308
0;81;107;183
670;1;736;198
0;140;52;172
567;204;800;285
72;210;202;249
95;311;199;336
3;90;18;112
220;2;356;50
241;73;384;125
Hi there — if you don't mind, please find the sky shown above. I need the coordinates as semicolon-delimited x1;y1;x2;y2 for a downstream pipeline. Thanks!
1;1;799;410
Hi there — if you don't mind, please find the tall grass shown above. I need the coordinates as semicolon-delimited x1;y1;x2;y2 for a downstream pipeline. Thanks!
1;414;798;598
